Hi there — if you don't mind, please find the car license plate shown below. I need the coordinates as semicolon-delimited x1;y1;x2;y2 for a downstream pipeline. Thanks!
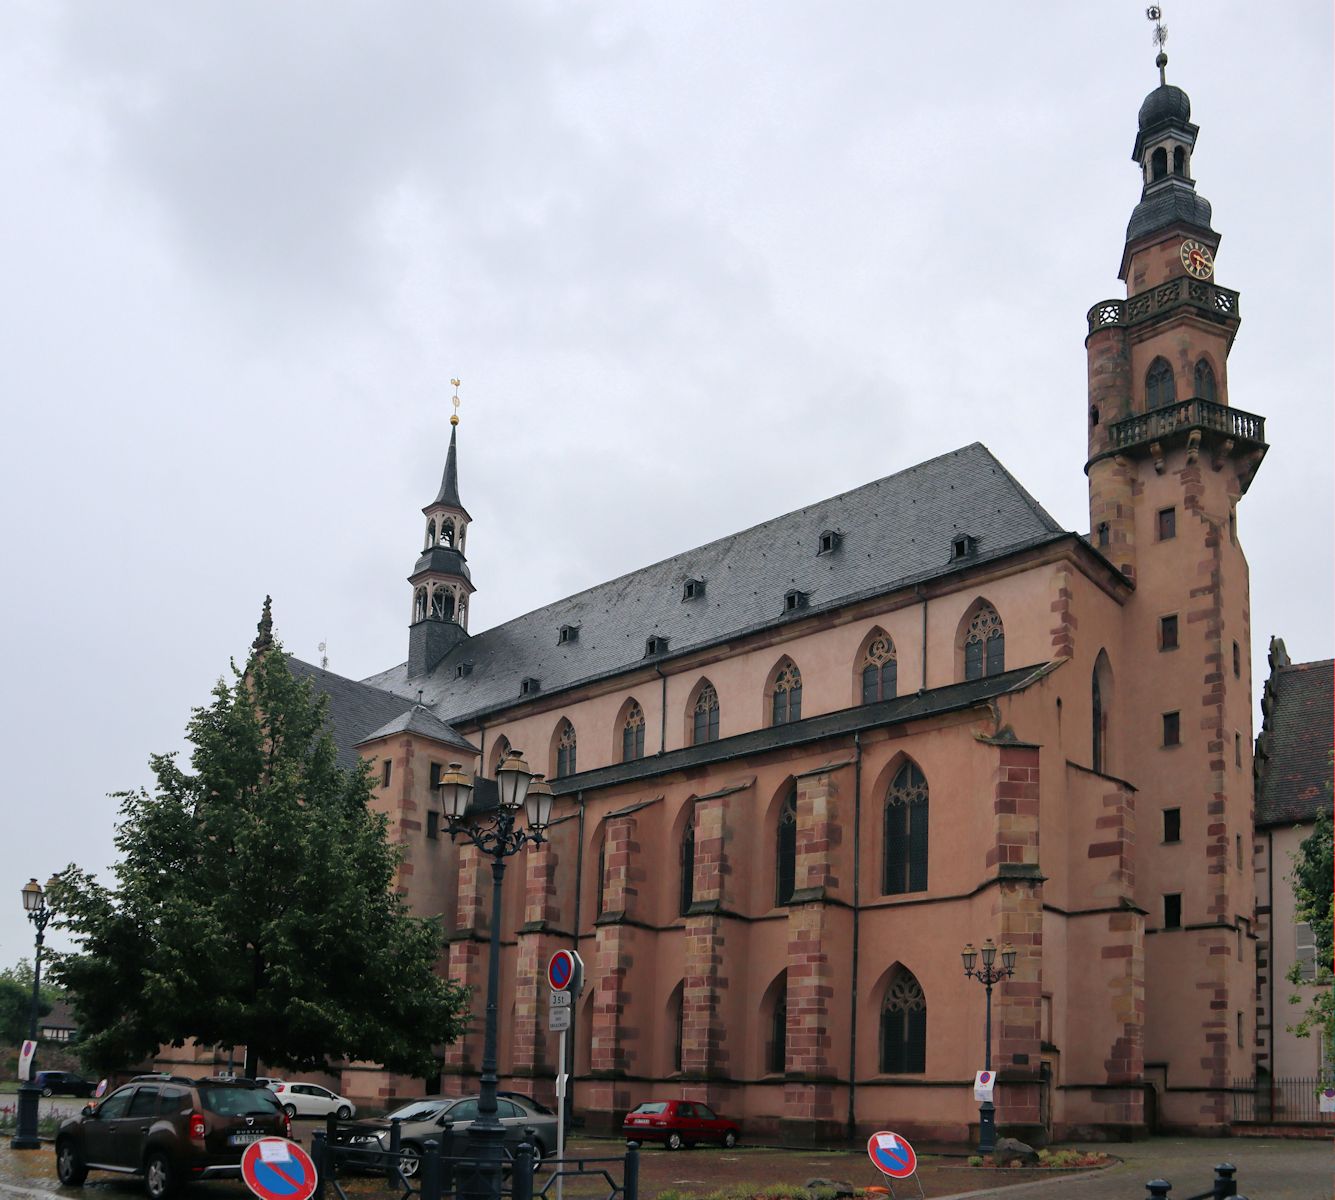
229;1132;266;1145
630;1117;646;1124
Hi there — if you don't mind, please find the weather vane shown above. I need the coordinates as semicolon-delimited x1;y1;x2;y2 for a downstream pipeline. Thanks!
1147;6;1169;85
450;377;462;426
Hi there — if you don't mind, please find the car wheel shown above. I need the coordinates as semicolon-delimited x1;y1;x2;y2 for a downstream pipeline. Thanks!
283;1104;297;1119
335;1105;351;1120
723;1131;738;1149
529;1141;545;1169
56;1138;88;1186
666;1132;683;1151
144;1151;178;1200
398;1144;421;1179
42;1087;54;1098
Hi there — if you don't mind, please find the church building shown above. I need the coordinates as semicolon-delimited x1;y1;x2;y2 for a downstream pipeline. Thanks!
177;59;1272;1143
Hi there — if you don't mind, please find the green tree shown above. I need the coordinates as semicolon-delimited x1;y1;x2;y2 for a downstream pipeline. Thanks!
49;604;468;1077
1287;802;1334;1064
0;960;59;1045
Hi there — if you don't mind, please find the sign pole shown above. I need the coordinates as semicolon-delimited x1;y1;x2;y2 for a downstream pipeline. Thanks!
555;1027;567;1200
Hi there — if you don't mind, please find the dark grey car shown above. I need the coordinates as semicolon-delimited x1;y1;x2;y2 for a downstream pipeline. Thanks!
363;1096;557;1177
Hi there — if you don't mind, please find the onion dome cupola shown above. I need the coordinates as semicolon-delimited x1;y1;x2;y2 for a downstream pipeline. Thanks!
407;382;477;678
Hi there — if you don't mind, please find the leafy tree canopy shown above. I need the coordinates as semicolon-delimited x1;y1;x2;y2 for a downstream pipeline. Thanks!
49;610;468;1077
1287;801;1334;1057
0;960;58;1045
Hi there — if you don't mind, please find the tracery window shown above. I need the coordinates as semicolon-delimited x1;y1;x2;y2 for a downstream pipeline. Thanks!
622;702;646;762
879;968;927;1073
1146;357;1176;409
1194;358;1217;403
963;604;1005;680
883;762;928;895
441;519;455;547
771;662;802;726
861;634;898;704
555;720;577;779
775;786;797;906
679;817;695;917
490;736;511;777
692;682;720;745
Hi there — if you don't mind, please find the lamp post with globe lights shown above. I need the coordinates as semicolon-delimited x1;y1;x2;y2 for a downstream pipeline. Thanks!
961;937;1016;1156
11;876;59;1151
436;751;555;1200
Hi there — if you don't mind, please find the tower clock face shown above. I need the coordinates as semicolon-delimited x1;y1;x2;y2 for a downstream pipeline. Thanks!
1180;239;1214;280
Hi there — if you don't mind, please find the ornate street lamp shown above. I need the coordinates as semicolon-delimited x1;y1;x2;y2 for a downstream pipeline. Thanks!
437;751;551;1200
12;876;59;1151
961;937;1016;1156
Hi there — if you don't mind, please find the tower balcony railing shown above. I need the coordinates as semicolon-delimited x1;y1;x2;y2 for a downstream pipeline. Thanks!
1108;396;1266;452
1087;276;1241;334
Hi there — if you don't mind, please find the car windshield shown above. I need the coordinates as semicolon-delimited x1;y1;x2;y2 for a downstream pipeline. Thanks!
631;1103;667;1114
200;1087;283;1117
387;1102;448;1123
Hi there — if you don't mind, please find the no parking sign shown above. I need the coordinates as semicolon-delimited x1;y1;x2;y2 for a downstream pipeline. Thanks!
867;1130;917;1179
241;1138;318;1200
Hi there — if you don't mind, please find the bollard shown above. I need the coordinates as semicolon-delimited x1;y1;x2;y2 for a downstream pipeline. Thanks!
1213;1163;1237;1199
387;1116;402;1188
311;1131;327;1200
438;1120;455;1195
1145;1181;1172;1199
513;1142;534;1200
625;1141;640;1200
420;1139;442;1200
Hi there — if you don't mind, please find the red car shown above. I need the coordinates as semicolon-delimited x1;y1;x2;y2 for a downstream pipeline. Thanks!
621;1100;740;1150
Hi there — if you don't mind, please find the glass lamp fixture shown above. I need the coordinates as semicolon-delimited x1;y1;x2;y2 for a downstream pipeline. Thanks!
20;879;42;913
524;774;555;833
980;938;998;969
961;942;977;973
437;762;475;822
1001;943;1017;972
496;750;533;811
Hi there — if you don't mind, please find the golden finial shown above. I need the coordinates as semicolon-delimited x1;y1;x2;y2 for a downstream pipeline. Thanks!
450;378;462;426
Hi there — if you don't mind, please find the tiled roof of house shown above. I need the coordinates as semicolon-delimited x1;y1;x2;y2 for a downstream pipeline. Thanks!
363;442;1067;724
1255;655;1333;828
288;657;419;771
358;706;479;755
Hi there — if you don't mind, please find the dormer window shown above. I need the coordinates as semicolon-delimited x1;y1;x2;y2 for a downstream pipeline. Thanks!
817;530;842;555
951;534;978;560
558;624;580;645
520;677;541;696
644;636;669;657
784;589;809;613
682;578;705;602
455;662;473;679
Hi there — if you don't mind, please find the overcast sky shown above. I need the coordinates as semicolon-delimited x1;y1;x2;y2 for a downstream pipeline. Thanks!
1;3;1330;968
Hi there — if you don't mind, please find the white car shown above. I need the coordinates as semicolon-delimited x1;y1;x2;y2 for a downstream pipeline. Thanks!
271;1081;356;1120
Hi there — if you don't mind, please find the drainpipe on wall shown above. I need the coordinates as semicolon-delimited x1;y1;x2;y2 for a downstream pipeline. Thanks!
918;587;928;692
654;663;668;754
570;790;585;1135
847;730;864;1137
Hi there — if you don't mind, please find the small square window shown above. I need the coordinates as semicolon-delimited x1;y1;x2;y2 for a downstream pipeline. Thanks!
1163;808;1181;843
784;589;809;612
1232;641;1241;678
951;533;977;560
381;759;392;789
644;636;669;657
1162;711;1180;747
1164;893;1182;929
520;677;541;696
1157;507;1176;541
1160;614;1179;650
426;811;439;840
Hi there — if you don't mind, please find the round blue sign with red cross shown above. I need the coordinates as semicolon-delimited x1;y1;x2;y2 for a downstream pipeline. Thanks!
241;1138;317;1200
867;1131;917;1180
548;949;576;991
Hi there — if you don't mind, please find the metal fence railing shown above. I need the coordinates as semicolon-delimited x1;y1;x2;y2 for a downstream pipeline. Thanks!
1231;1076;1335;1124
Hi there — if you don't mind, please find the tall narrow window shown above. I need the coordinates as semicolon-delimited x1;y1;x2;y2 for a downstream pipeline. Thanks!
1157;507;1177;541
1163;808;1181;843
1151;146;1168;181
692;682;720;745
1233;641;1241;678
555;719;577;778
1162;711;1180;747
775;787;797;906
963;604;1005;681
767;986;787;1075
671;985;684;1073
596;835;607;917
1172;145;1186;176
1146;357;1176;408
1091;668;1104;774
1164;893;1182;929
1194;358;1217;403
679;818;696;917
861;634;898;704
381;759;392;789
622;702;645;762
1160;614;1179;650
883;763;929;895
771;662;802;726
880;969;927;1073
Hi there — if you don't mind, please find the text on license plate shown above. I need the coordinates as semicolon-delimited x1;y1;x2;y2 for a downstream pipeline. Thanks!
229;1132;266;1145
630;1118;647;1123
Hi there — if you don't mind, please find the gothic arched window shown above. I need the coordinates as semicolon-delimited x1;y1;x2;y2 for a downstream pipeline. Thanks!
1194;358;1217;404
555;720;577;779
622;702;646;762
767;975;788;1074
679;817;695;917
1146;357;1176;409
861;633;898;704
770;661;802;726
489;736;511;778
1092;649;1113;776
880;968;927;1073
692;681;720;745
883;762;928;895
775;786;797;906
441;519;455;548
413;588;428;623
1092;669;1104;774
963;604;1005;681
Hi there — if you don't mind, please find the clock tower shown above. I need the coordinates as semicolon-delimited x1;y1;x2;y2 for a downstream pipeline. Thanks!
1083;55;1268;1127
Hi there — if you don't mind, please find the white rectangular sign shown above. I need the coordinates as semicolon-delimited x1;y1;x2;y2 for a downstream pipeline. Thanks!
549;1006;571;1032
1320;1089;1335;1114
973;1070;996;1101
550;990;572;1007
17;1040;35;1082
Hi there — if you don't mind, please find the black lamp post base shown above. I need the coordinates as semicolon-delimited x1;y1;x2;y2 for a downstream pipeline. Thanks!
460;1121;508;1200
10;1085;42;1150
977;1100;997;1156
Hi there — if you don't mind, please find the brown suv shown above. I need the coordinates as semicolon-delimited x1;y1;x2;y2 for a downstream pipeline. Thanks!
55;1075;291;1198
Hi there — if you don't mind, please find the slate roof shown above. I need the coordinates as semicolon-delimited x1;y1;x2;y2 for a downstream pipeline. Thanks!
362;442;1067;724
1255;659;1334;828
358;706;480;755
287;657;418;770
